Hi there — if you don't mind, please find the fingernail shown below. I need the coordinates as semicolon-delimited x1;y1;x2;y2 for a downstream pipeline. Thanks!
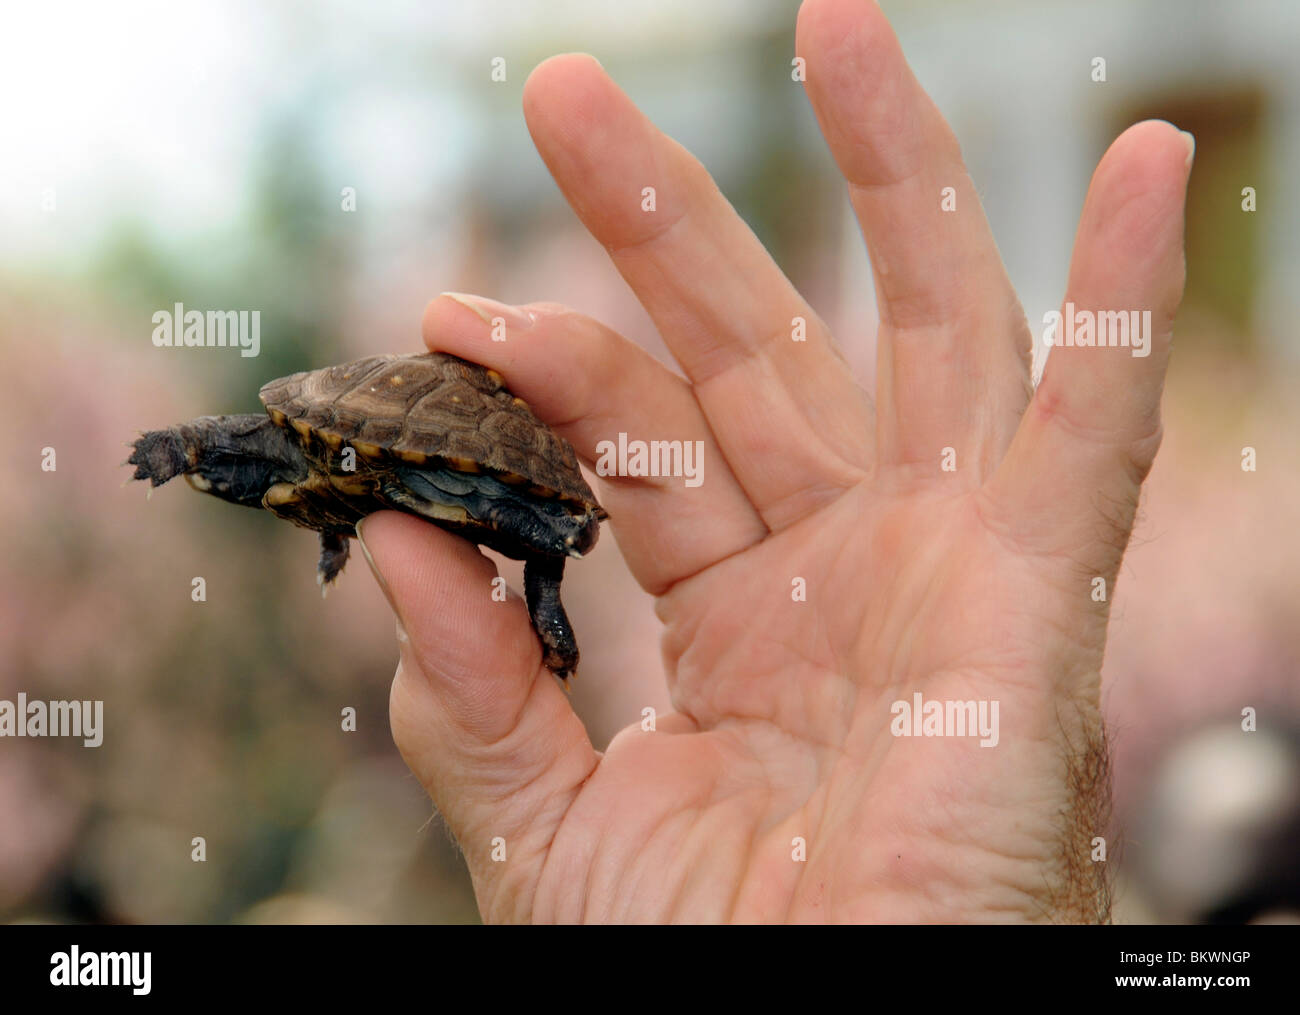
355;517;405;635
439;292;536;333
1179;130;1196;170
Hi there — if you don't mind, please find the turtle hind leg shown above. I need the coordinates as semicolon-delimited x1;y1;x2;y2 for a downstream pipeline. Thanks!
317;531;351;593
127;427;194;487
127;414;306;509
524;555;578;681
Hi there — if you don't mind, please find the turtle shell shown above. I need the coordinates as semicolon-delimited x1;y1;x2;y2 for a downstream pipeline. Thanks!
258;352;599;511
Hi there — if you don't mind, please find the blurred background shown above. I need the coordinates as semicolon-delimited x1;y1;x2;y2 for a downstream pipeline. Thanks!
1;0;1297;924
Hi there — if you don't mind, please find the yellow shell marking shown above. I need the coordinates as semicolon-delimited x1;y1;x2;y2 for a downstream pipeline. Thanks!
395;449;428;465
419;502;471;525
352;441;383;459
447;457;481;473
329;473;371;497
263;483;301;507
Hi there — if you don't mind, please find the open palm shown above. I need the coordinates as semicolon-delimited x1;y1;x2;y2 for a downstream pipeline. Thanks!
363;0;1191;922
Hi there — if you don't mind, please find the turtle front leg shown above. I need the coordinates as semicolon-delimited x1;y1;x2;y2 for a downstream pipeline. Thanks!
523;555;578;681
317;531;351;591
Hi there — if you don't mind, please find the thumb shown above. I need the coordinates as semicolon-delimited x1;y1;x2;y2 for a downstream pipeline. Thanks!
356;511;598;920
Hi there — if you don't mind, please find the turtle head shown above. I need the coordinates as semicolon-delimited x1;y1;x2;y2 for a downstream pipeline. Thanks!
562;506;603;558
505;496;602;560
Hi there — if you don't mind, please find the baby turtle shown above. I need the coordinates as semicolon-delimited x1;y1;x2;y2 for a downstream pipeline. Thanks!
127;352;607;681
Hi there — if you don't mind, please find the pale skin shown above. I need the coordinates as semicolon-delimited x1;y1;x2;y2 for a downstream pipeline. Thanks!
357;0;1192;922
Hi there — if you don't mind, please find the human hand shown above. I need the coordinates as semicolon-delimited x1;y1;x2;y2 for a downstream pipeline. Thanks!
359;0;1192;922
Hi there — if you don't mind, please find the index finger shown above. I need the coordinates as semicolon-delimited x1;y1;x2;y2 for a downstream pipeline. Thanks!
523;54;872;531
